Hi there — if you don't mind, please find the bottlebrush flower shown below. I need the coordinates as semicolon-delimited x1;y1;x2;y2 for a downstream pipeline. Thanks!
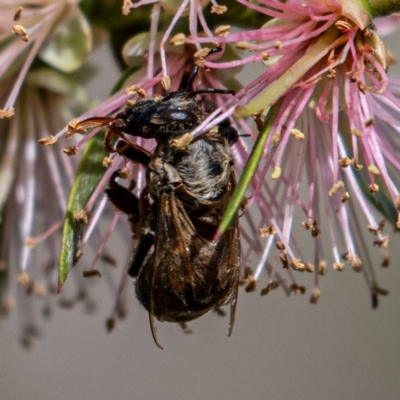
3;0;400;345
59;0;400;311
0;68;100;348
0;0;92;118
184;0;400;305
0;0;92;347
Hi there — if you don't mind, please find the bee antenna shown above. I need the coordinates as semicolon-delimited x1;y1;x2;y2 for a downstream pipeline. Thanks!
186;47;223;90
186;65;200;89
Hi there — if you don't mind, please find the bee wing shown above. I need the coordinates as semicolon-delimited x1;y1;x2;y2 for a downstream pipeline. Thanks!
226;214;240;336
151;191;240;307
146;191;197;349
218;171;241;336
146;172;241;343
151;191;197;303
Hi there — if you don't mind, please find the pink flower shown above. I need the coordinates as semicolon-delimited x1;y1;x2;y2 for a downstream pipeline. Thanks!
4;0;400;345
0;0;92;118
70;0;397;306
0;0;92;347
182;0;398;304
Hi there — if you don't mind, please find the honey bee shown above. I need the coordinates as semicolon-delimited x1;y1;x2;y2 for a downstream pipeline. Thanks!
75;51;241;348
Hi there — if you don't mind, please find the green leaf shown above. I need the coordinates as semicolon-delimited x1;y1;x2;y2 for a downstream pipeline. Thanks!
111;65;140;94
26;67;96;115
26;68;84;96
38;7;92;73
217;101;282;236
122;32;161;68
79;0;95;17
58;134;106;291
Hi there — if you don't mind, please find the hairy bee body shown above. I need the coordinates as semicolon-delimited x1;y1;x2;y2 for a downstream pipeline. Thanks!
134;125;240;324
146;131;235;208
75;61;241;347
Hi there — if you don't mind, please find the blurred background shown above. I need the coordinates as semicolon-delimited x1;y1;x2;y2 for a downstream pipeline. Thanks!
1;14;400;400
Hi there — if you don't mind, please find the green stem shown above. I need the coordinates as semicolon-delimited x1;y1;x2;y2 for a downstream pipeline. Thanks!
235;26;341;118
341;0;371;28
217;101;282;236
366;0;400;17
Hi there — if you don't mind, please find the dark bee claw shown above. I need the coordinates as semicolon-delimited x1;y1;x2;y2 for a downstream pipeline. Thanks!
115;140;151;165
105;171;139;216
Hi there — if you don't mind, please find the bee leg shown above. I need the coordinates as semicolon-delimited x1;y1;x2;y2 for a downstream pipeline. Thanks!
179;322;193;334
105;170;139;216
217;119;239;145
106;170;155;279
213;307;227;317
184;47;223;89
228;284;239;337
115;140;151;165
128;232;154;277
149;311;163;350
189;88;236;97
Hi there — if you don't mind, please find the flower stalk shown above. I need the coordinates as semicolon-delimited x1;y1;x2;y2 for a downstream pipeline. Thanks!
366;0;400;17
234;25;342;119
217;100;282;236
